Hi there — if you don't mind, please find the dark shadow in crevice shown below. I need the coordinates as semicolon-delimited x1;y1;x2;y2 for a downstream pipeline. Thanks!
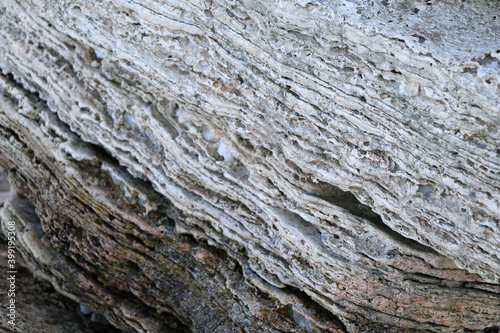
281;284;347;332
311;181;438;254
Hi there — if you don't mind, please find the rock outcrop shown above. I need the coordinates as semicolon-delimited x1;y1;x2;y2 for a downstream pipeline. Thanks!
0;0;499;331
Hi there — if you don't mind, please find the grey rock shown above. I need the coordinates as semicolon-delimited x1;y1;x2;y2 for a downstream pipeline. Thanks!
0;0;499;332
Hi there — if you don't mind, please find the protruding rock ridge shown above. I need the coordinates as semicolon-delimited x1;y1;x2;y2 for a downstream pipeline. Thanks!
0;0;499;332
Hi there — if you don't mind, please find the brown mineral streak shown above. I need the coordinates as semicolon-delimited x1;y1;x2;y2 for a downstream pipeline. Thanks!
0;0;499;332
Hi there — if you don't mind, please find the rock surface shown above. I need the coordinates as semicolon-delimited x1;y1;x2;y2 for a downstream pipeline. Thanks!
0;0;499;332
0;215;122;333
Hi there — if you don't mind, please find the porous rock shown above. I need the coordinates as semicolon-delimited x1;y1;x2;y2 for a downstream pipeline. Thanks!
0;0;499;332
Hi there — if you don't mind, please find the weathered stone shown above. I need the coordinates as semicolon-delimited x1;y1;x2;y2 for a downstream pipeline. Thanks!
0;0;499;332
0;211;122;333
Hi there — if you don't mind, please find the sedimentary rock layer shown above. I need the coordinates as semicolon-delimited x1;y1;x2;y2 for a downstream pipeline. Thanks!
0;0;499;331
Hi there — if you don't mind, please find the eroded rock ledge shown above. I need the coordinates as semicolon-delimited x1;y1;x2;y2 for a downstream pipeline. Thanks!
0;0;499;331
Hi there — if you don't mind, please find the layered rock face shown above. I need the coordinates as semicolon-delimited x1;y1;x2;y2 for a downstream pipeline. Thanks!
0;0;499;332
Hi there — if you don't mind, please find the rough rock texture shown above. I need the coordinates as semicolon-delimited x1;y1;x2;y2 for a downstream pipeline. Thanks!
0;170;122;333
0;0;499;332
